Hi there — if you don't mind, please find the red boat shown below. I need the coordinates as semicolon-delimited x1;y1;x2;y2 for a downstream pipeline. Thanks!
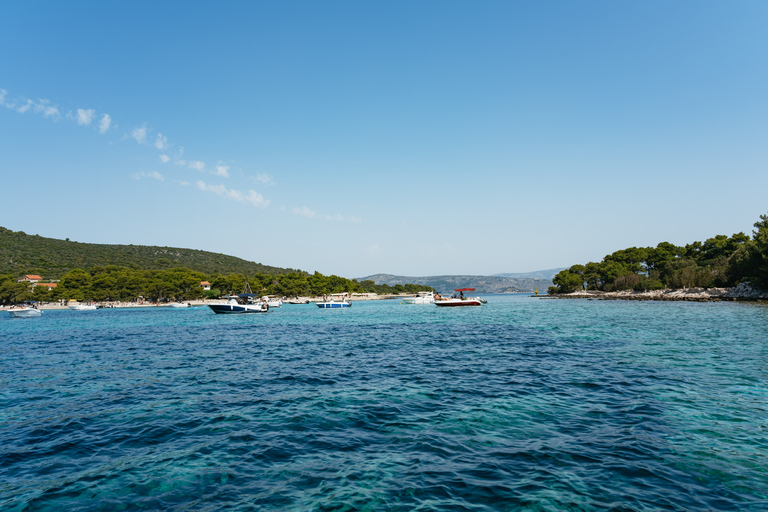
434;288;486;307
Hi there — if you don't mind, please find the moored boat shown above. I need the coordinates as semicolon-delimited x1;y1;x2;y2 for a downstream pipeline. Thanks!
209;298;269;314
263;296;283;308
168;302;191;308
402;291;435;304
434;288;485;307
316;300;351;309
8;304;42;317
69;304;98;310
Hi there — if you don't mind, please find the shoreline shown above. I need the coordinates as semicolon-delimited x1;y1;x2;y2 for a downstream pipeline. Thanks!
542;282;768;302
1;293;412;311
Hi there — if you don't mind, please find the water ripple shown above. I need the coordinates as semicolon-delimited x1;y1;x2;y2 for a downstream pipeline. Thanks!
1;297;767;510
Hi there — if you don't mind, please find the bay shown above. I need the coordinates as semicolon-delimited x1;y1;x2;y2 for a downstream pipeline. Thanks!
1;295;767;511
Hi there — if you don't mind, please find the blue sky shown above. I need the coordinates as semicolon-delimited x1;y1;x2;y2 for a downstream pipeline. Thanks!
2;1;767;278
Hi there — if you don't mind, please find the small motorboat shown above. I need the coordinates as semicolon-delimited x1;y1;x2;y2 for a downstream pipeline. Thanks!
434;288;485;307
402;291;435;304
316;300;351;309
168;302;191;308
209;298;269;314
262;296;283;308
8;303;42;318
69;304;97;310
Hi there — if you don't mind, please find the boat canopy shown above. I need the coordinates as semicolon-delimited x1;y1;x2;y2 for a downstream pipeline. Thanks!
454;288;475;292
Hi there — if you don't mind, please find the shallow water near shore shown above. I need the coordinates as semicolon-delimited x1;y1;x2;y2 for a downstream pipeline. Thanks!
2;295;767;511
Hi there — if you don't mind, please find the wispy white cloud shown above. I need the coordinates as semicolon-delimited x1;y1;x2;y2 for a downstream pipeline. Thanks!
251;172;275;186
365;244;380;253
176;180;191;186
173;148;187;166
293;206;316;218
132;171;164;181
215;164;230;178
130;124;147;143
0;91;60;119
15;99;33;113
155;133;167;150
75;108;95;126
188;160;205;171
196;180;269;208
159;154;171;163
99;113;111;134
324;213;363;223
0;89;6;106
243;190;269;208
33;99;59;118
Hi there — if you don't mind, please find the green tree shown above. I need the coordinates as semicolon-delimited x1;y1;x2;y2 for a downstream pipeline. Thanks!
57;268;93;301
0;275;31;304
550;266;585;294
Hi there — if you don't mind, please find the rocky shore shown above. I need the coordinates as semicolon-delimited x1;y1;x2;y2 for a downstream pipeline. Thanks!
545;282;768;302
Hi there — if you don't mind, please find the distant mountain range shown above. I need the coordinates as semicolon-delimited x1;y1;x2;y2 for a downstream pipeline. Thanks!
359;274;554;294
492;268;565;280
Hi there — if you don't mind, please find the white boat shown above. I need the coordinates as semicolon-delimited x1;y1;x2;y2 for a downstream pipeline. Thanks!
316;300;351;309
8;304;42;318
402;291;435;304
209;298;269;314
168;302;191;308
434;288;486;307
69;304;97;310
263;296;283;308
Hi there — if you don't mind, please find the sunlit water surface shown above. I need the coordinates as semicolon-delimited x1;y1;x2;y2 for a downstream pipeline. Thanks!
1;295;767;511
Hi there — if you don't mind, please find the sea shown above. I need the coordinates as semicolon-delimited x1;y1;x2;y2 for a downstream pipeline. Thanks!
1;294;767;511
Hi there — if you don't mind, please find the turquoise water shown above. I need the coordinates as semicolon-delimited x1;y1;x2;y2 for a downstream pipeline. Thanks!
1;295;767;511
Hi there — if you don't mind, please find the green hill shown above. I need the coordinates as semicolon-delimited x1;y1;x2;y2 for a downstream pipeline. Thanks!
0;227;299;279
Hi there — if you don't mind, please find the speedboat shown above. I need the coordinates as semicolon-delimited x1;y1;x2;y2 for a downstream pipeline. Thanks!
8;304;42;318
316;300;351;309
168;302;191;308
434;288;485;307
69;304;97;310
209;298;269;314
402;291;435;304
263;296;283;308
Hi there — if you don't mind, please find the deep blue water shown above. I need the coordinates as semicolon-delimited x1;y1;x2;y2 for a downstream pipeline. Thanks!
1;295;767;511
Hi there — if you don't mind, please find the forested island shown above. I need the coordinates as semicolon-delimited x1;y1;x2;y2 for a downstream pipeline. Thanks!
0;228;433;304
549;213;768;295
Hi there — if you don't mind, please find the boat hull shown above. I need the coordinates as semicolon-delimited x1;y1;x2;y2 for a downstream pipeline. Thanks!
8;308;42;318
70;305;97;310
208;304;268;314
402;297;434;304
316;302;351;308
435;299;482;307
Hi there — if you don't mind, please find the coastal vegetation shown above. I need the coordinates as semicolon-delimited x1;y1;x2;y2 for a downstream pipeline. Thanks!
0;227;433;304
0;227;298;278
0;267;433;304
549;213;768;294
